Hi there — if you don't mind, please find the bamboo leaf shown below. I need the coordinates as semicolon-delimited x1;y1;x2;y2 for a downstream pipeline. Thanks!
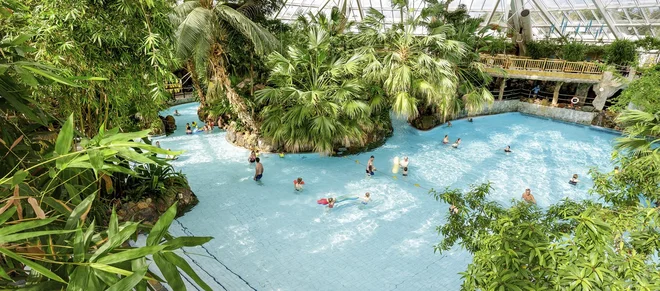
153;253;185;291
89;222;139;262
0;206;16;224
55;114;74;156
164;236;213;250
27;197;46;219
0;248;66;283
146;203;177;247
0;217;58;236
163;252;212;291
96;245;167;265
105;266;148;291
0;229;76;244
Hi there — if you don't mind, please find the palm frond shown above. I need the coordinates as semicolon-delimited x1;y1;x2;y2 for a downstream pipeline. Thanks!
215;5;280;56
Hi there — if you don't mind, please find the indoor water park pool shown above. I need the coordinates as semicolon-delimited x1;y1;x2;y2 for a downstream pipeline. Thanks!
154;102;618;291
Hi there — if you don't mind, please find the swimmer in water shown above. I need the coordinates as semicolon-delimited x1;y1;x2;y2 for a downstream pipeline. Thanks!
522;188;536;204
614;166;619;174
185;123;192;134
452;138;461;148
468;118;473;122
317;197;336;208
504;145;512;153
447;121;452;127
360;192;371;204
248;151;256;163
165;148;178;160
294;177;305;191
366;155;376;176
174;110;180;116
191;121;197;128
155;141;161;148
443;135;449;144
569;174;579;185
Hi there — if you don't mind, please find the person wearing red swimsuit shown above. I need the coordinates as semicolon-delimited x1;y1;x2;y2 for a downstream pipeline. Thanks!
294;177;305;191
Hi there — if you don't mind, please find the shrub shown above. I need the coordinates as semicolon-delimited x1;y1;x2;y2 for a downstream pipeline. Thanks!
526;40;559;59
561;42;587;62
606;40;637;66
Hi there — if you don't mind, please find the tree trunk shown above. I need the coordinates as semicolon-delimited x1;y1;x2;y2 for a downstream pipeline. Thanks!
186;61;206;104
209;45;257;132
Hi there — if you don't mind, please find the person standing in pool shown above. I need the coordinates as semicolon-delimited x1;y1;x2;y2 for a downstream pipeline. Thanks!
254;158;264;181
468;118;473;122
447;121;452;127
400;157;409;176
248;151;256;163
504;145;512;153
443;135;449;144
174;110;180;116
185;123;192;134
366;155;376;176
452;138;461;148
522;188;536;204
569;174;579;185
155;141;161;148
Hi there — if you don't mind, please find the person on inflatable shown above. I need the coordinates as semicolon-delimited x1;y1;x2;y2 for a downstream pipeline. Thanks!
317;197;335;208
294;177;305;191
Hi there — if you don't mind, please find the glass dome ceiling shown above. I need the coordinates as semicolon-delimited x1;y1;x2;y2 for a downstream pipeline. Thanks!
273;0;660;42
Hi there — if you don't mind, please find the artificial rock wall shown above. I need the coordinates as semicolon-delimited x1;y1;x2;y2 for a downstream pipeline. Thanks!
473;100;597;125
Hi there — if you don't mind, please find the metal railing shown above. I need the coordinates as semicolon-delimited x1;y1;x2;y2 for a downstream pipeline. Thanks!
480;54;604;75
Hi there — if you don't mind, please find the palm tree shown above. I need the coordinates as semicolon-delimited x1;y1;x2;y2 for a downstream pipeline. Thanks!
255;26;374;154
611;110;660;202
172;0;279;131
357;8;465;121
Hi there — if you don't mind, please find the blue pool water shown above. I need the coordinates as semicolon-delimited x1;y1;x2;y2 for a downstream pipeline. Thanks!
154;103;618;290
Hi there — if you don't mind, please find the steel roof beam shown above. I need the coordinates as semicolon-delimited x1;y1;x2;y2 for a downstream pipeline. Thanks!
529;0;566;39
590;0;623;39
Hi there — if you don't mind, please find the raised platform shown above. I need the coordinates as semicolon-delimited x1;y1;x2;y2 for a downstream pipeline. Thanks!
481;55;604;83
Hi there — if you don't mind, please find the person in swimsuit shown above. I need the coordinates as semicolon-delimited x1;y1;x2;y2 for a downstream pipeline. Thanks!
248;151;256;163
191;121;197;128
185;123;192;134
468;118;473;122
366;156;376;176
254;158;264;181
569;174;579;185
360;192;371;204
155;141;161;148
443;135;449;144
317;197;336;208
294;177;305;191
447;121;452;127
165;149;178;160
614;166;620;174
522;188;536;204
452;138;461;148
504;145;512;153
174;110;180;116
400;156;410;176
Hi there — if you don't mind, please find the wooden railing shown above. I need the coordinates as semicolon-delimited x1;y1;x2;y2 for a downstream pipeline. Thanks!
480;54;604;75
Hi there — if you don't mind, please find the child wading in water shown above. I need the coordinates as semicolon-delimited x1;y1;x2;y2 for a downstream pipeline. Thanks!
294;177;305;191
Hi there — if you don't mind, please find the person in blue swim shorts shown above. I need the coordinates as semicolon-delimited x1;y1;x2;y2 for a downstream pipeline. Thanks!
254;158;264;181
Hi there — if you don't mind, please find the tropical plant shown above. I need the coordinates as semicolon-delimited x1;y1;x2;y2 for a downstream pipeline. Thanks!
358;7;492;121
561;41;587;62
610;64;660;113
0;196;212;290
7;0;179;136
431;183;660;291
526;40;559;59
591;110;660;206
172;0;280;131
256;26;380;153
606;39;637;66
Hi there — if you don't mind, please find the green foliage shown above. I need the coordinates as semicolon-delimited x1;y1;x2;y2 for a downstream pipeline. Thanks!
606;39;638;66
0;199;212;290
585;44;607;60
526;40;559;59
561;41;587;62
431;183;660;291
257;25;381;153
611;66;660;113
4;0;179;136
634;36;660;51
480;37;514;56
